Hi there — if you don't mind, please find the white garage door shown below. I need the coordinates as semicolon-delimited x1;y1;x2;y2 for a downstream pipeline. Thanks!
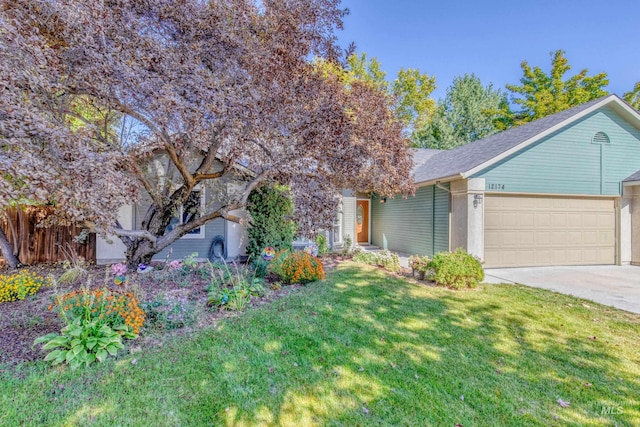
484;195;616;268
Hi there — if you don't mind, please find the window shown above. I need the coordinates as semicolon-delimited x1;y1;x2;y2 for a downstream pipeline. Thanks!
592;131;610;144
333;201;343;244
166;189;205;239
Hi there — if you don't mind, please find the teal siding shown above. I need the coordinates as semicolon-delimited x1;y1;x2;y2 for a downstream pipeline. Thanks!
371;184;449;256
475;107;640;195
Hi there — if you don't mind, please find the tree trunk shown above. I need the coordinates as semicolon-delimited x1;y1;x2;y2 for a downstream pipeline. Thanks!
125;238;156;270
0;227;20;269
122;204;175;270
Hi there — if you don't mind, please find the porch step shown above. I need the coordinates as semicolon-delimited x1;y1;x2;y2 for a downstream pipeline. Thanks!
358;244;382;252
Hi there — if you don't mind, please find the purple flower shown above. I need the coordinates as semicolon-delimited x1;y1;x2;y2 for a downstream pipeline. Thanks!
110;263;127;276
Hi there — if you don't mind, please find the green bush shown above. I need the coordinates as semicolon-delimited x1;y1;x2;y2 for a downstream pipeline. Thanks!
207;277;265;312
427;248;484;289
353;250;401;272
315;234;328;255
246;185;297;258
409;255;430;280
268;249;291;279
252;258;270;278
35;282;139;369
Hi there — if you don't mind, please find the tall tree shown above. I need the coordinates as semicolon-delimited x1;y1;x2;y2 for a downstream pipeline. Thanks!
319;53;436;138
506;50;609;125
624;81;640;111
414;74;509;149
0;0;413;269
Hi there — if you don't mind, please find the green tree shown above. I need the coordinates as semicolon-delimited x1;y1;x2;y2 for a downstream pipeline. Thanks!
506;50;609;125
246;186;296;259
319;53;436;138
414;74;509;149
624;81;640;111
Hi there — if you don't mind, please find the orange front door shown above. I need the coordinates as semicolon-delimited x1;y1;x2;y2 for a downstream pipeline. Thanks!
356;200;369;243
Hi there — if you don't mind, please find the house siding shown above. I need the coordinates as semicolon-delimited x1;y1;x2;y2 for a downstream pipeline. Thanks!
475;107;640;195
342;192;357;246
133;203;225;261
371;183;449;256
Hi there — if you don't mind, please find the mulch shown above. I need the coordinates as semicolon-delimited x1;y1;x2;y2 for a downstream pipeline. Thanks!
0;254;349;367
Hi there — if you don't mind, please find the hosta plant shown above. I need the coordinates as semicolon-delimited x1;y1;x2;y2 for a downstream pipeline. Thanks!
34;317;135;370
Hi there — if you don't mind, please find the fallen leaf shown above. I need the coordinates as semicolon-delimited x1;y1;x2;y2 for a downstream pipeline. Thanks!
582;303;591;308
557;398;571;407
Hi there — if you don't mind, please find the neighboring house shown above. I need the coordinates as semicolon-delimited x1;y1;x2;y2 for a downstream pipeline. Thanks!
369;94;640;268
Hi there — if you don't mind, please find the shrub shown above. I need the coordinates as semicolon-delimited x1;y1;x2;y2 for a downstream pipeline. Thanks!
252;258;270;278
353;250;401;272
272;251;325;284
342;235;353;255
409;255;430;280
0;270;49;303
36;282;142;368
268;249;291;279
50;287;146;333
427;248;484;289
246;185;296;258
34;317;133;370
143;295;197;330
208;277;265;312
315;234;328;255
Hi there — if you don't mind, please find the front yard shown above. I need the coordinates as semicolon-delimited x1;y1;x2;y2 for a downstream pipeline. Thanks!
1;262;639;426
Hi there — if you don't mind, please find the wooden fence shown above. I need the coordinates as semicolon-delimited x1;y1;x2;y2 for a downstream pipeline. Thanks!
0;207;96;265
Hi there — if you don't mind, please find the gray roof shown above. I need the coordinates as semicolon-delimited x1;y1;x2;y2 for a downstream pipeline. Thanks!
412;96;614;184
624;169;640;182
409;148;442;175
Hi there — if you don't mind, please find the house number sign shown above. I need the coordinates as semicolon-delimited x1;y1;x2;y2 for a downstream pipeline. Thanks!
487;183;505;190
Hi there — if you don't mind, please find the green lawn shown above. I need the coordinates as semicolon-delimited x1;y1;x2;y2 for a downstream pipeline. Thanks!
1;262;639;426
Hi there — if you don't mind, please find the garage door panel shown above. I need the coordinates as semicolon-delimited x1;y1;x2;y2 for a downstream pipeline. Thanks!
485;195;615;267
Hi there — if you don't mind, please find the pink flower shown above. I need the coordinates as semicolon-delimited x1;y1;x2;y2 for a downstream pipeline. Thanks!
167;260;182;270
110;263;127;276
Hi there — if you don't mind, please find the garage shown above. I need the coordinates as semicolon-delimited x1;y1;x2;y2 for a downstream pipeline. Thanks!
484;194;616;268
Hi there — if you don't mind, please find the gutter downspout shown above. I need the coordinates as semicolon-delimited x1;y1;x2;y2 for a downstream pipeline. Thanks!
435;181;452;252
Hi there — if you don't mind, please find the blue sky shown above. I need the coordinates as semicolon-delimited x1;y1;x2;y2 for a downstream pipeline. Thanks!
337;0;639;101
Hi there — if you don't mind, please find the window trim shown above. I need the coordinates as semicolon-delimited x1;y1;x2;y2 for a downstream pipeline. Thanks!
168;187;206;240
333;201;343;244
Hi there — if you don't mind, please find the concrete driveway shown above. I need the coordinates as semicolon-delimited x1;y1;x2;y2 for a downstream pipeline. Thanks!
484;265;640;314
